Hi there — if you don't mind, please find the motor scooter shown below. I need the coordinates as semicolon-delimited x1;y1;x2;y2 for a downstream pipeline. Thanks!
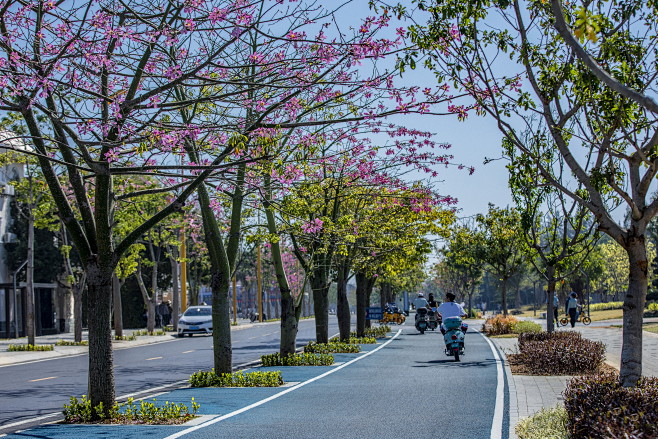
443;317;468;361
415;308;429;334
427;309;439;331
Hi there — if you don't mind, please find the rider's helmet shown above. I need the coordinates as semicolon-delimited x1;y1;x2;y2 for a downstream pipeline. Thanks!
417;293;424;297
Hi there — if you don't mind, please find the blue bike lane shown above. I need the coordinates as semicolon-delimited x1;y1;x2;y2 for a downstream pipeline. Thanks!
3;326;508;439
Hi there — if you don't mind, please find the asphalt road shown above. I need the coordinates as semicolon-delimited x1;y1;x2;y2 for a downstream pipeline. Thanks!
0;319;337;433
176;325;505;439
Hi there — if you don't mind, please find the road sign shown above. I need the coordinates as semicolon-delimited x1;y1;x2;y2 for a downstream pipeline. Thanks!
366;307;383;320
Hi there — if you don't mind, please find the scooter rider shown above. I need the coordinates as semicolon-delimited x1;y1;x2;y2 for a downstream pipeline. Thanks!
413;293;429;321
437;292;466;334
427;293;440;321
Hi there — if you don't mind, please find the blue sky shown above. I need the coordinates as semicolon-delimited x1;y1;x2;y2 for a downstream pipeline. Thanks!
340;1;514;219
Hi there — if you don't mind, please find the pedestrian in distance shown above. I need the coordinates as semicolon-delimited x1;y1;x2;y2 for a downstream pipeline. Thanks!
565;292;579;328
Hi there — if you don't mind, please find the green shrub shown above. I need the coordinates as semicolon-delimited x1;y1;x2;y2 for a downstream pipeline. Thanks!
515;405;568;439
518;331;582;344
260;352;334;366
467;308;482;318
304;341;361;354
189;370;283;387
63;395;199;424
350;325;389;339
645;302;658;317
55;340;88;346
589;301;623;311
516;331;605;375
114;334;137;341
512;321;542;335
482;315;518;336
347;336;377;344
8;344;54;351
133;329;166;336
564;374;658;439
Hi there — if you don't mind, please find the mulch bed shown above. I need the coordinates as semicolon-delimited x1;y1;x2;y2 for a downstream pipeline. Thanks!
507;353;618;376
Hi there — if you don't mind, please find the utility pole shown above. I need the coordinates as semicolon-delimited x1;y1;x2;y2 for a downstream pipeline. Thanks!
180;229;187;311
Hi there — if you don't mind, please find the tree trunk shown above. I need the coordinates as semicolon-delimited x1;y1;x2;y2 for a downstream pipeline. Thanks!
26;212;35;345
135;263;155;332
336;264;351;341
170;250;180;331
365;278;375;329
547;280;557;334
355;271;368;337
112;274;123;337
501;277;508;316
467;283;475;317
546;266;557;334
280;288;299;356
147;299;156;333
74;280;84;343
211;270;232;373
620;236;648;387
310;269;330;343
86;263;115;413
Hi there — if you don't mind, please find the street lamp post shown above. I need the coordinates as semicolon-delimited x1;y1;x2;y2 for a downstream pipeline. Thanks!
12;260;27;338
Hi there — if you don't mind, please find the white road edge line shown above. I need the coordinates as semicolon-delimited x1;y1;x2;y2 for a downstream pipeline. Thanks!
474;328;504;439
163;329;402;439
0;413;60;431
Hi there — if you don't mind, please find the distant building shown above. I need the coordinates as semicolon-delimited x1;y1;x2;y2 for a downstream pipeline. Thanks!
0;130;64;338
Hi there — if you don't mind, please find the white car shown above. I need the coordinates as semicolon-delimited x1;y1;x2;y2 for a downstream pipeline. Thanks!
177;306;212;337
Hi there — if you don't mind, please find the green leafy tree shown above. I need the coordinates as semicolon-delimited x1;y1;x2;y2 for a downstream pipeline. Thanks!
476;205;527;316
440;224;485;315
508;145;599;332
405;0;658;387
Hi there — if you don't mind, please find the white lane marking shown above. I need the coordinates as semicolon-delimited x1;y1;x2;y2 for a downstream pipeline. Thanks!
0;413;60;432
182;350;194;354
28;376;57;382
164;330;402;439
145;356;163;361
475;328;505;439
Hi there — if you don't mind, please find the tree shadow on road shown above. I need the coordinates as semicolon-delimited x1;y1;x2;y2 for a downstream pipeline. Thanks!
412;358;497;368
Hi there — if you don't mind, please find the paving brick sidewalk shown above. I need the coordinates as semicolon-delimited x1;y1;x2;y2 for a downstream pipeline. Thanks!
491;317;658;438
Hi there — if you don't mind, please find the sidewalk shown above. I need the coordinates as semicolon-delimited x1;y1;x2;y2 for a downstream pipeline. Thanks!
0;318;263;367
491;317;658;438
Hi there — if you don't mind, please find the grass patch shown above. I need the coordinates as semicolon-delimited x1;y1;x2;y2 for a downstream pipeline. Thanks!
643;323;658;333
8;344;54;351
516;405;568;439
55;340;88;346
189;370;283;387
63;395;198;425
